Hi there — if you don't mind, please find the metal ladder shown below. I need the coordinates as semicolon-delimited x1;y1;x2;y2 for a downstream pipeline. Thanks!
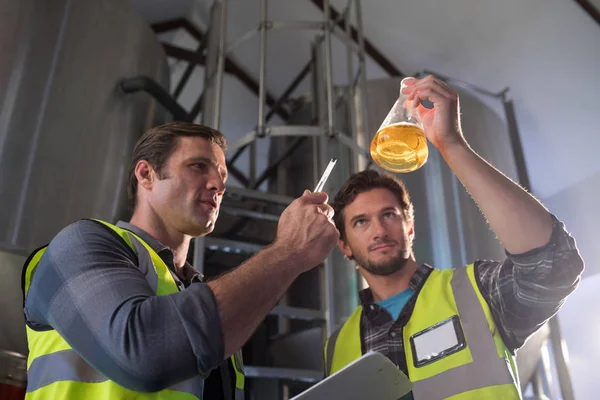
195;2;371;396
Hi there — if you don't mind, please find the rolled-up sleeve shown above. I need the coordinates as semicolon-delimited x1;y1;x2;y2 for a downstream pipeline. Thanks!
476;215;584;351
24;220;224;392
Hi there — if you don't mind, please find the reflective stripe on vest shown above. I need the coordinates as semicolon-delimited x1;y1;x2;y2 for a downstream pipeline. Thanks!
26;349;203;395
231;350;245;400
325;265;520;400
23;219;244;399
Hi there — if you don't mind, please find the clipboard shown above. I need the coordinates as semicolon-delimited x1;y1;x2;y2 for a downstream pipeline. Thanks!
291;351;413;400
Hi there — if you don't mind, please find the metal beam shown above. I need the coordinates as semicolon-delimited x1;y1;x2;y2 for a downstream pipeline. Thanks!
224;58;290;120
151;18;187;36
221;206;280;222
309;0;403;77
174;41;207;100
502;93;531;192
224;186;294;206
574;0;600;26
227;164;250;187
251;137;307;189
201;0;228;130
119;76;190;121
548;317;575;400
188;92;205;122
257;0;268;136
266;61;312;122
204;237;264;255
151;18;204;42
243;366;322;383
162;44;200;62
270;305;326;321
152;19;290;121
227;144;249;165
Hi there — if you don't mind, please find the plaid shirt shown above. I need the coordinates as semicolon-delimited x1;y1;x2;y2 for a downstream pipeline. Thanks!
358;215;583;378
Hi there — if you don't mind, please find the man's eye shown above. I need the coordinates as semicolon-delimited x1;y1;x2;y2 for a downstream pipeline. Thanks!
383;212;396;219
354;219;365;227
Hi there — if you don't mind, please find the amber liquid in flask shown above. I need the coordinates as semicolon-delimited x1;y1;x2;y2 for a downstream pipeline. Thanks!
370;122;428;173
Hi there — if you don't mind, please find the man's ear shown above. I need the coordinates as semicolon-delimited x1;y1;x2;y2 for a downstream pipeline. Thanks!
338;238;354;260
135;160;155;191
408;221;415;241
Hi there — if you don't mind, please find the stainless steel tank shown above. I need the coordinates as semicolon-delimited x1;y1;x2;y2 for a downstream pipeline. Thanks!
0;0;169;356
0;0;170;253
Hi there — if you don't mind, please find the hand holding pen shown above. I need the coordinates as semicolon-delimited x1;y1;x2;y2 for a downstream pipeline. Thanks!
273;157;340;271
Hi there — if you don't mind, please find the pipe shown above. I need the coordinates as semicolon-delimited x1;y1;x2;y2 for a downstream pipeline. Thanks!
323;0;335;137
257;0;268;136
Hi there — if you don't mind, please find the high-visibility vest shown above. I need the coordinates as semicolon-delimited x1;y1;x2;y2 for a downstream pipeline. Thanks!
324;264;521;400
22;219;244;399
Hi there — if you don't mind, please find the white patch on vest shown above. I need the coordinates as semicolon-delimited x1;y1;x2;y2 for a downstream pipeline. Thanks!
413;318;460;363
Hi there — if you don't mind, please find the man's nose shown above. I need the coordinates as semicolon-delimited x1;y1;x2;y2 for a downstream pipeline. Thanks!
371;218;387;240
207;172;226;194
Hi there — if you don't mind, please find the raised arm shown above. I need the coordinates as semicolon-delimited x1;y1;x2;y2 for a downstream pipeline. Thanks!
404;75;552;254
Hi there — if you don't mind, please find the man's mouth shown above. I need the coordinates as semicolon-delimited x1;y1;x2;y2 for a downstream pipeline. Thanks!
200;199;217;208
368;242;397;252
200;200;218;212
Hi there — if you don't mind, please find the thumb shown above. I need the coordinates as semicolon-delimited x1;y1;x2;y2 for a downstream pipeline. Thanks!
303;190;329;204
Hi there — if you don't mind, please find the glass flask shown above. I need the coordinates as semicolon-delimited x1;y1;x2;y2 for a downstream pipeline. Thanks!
370;78;428;173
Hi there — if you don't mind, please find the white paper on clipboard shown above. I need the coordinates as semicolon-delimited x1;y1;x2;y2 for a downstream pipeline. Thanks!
291;351;413;400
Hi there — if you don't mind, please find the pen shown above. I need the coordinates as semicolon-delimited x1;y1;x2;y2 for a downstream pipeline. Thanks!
314;158;337;193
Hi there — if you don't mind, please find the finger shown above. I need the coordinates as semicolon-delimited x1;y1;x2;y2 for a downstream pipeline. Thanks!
410;78;455;99
416;103;433;118
303;190;329;204
323;219;341;239
408;87;452;109
317;204;335;219
401;76;417;87
423;74;453;92
419;74;441;86
400;77;416;96
328;224;341;240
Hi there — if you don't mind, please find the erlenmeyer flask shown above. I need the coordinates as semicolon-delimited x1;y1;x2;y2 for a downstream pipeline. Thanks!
370;78;428;173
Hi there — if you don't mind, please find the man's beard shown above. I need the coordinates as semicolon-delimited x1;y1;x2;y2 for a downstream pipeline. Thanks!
353;247;411;276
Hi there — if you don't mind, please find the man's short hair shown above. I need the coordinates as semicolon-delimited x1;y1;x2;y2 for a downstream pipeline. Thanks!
127;121;227;211
332;169;414;240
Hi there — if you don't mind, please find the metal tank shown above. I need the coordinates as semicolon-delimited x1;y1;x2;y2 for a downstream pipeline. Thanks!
0;0;169;357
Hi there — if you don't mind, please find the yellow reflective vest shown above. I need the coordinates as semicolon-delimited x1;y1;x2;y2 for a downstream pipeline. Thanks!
22;219;244;399
324;264;521;400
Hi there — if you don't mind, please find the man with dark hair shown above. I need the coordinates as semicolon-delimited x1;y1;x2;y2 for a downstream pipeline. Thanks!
22;121;339;399
126;121;228;212
324;76;583;399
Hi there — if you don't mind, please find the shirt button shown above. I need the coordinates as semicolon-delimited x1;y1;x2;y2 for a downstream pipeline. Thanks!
390;332;397;337
370;305;375;310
